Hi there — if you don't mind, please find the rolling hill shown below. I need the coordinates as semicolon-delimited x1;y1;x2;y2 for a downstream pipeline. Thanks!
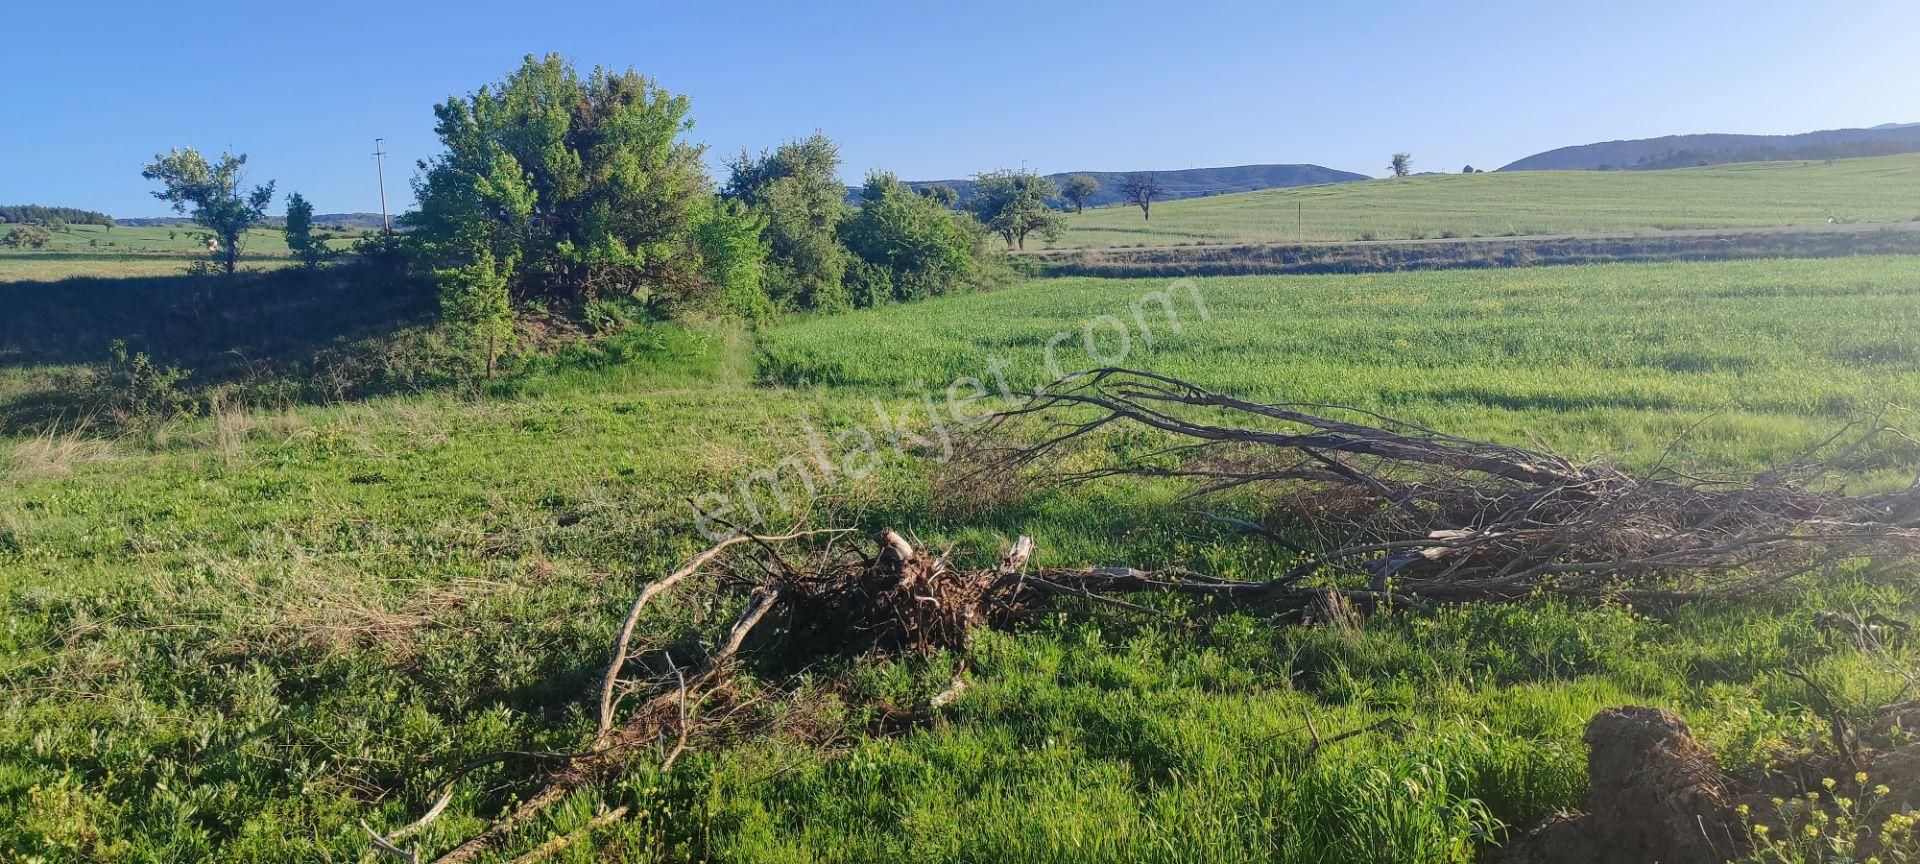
1053;152;1920;248
1500;124;1920;171
848;163;1369;207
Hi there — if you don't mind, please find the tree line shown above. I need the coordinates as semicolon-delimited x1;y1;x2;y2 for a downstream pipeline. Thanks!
136;55;1176;377
0;205;114;228
135;54;1175;378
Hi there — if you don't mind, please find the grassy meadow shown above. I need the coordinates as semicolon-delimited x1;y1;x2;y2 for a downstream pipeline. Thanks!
1053;153;1920;248
4;256;1920;861
0;224;363;282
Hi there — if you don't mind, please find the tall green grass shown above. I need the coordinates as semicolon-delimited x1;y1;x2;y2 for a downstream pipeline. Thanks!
3;257;1918;861
761;256;1920;482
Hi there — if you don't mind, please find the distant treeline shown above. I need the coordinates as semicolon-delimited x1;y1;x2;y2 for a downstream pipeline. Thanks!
0;205;114;227
1617;139;1920;171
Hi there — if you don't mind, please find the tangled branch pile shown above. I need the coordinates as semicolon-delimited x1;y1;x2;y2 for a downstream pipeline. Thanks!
984;368;1920;601
365;528;1044;863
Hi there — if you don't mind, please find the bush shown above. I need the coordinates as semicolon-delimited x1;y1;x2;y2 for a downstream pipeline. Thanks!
693;198;777;324
98;340;199;424
724;134;850;312
409;54;710;309
3;225;53;249
841;171;993;303
845;259;895;308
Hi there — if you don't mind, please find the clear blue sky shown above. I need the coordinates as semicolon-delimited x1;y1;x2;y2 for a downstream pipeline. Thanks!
5;0;1916;218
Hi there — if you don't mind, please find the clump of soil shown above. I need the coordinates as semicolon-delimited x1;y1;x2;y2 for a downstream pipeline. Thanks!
1506;707;1734;864
1507;704;1920;864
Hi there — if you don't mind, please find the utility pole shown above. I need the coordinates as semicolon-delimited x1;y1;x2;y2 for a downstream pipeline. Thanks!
372;138;391;233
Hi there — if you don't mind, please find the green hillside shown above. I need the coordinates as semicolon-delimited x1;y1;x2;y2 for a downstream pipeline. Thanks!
1053;153;1920;248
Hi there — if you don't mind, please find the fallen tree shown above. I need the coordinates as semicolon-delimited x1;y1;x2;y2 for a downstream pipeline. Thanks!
980;367;1920;602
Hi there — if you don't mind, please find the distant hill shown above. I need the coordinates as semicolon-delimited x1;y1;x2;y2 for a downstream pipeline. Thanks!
118;212;391;230
847;164;1369;207
1499;125;1920;172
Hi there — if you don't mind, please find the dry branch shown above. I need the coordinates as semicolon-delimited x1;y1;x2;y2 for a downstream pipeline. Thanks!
596;528;846;744
982;368;1920;600
388;529;1035;863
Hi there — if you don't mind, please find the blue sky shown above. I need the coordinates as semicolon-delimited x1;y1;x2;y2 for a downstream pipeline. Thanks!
5;0;1916;218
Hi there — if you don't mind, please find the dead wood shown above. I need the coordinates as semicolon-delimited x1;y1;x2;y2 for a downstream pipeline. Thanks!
372;529;1043;863
981;367;1920;600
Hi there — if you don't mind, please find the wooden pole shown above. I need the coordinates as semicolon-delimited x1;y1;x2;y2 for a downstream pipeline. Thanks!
373;138;391;233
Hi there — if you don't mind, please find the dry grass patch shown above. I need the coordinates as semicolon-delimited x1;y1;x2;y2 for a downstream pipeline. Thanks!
7;425;115;482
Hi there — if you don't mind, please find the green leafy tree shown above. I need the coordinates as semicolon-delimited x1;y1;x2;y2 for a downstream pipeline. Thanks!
840;171;988;304
918;184;960;207
1061;173;1100;212
410;54;711;312
141;148;275;275
2;225;53;249
1390;152;1413;177
724;134;850;311
968;169;1064;250
282;191;327;269
436;247;517;379
693;198;776;324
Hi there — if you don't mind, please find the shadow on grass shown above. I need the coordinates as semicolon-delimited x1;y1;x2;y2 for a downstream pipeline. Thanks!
0;264;436;432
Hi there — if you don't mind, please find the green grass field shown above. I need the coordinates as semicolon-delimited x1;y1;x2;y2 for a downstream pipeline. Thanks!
1053;154;1920;248
4;256;1918;861
0;224;363;282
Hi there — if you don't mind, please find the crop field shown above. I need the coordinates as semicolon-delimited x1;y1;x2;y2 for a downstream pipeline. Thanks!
5;255;1919;861
1053;153;1920;248
0;224;362;282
